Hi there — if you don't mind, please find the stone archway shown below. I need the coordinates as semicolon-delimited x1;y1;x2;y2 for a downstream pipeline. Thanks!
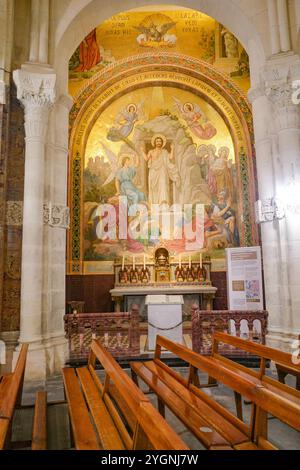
55;2;300;355
53;0;266;94
13;1;300;380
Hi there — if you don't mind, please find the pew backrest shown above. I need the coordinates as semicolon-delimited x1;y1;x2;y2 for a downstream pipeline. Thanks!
213;332;300;376
87;339;189;450
153;335;300;433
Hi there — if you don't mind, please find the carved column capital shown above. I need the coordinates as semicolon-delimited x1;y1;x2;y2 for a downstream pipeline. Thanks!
261;55;300;130
13;68;56;107
13;67;56;140
266;83;300;129
266;82;294;107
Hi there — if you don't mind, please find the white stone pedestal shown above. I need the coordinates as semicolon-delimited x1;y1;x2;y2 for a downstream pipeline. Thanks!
146;295;184;351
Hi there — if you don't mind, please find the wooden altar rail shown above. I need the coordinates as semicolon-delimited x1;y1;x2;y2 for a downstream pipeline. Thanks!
64;305;140;361
191;306;268;356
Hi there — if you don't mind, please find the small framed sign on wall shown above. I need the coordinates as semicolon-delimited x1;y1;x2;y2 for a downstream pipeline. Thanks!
226;246;264;311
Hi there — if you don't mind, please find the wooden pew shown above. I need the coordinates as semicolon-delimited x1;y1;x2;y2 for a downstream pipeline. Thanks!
0;344;28;449
0;344;47;450
63;339;189;450
131;335;300;450
212;332;300;439
276;334;300;391
276;363;300;390
31;391;47;450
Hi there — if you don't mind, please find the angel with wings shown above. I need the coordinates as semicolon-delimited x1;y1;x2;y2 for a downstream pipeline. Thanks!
135;21;176;43
101;143;145;206
107;101;144;143
173;98;217;140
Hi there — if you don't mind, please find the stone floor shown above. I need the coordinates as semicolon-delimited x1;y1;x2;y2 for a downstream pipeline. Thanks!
12;367;300;450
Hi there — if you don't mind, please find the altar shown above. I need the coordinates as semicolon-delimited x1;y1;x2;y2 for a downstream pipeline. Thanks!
110;247;217;318
146;295;184;350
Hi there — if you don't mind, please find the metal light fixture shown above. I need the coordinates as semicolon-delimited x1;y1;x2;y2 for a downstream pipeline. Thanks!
255;198;285;224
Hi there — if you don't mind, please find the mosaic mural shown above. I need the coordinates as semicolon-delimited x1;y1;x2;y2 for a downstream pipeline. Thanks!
69;9;250;97
83;86;239;262
68;7;256;275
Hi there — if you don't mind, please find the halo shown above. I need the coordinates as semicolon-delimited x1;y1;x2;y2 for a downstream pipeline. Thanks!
151;134;167;148
118;154;134;167
183;102;194;112
218;146;229;157
126;103;137;113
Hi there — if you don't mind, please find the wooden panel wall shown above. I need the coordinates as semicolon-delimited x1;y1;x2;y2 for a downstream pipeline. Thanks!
66;272;228;313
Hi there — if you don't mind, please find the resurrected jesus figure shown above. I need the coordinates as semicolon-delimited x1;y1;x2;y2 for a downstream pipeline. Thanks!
141;134;180;206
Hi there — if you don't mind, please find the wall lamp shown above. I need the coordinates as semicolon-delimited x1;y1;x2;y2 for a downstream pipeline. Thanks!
255;198;285;224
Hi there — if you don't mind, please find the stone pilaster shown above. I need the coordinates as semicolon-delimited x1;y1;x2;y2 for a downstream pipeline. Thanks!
248;84;284;341
267;81;300;347
13;66;57;380
251;54;300;351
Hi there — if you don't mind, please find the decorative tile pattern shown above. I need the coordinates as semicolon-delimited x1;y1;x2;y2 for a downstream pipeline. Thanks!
6;201;23;226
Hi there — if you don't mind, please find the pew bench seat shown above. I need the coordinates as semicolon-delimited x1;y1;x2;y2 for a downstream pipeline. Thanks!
62;367;124;450
131;335;300;450
63;339;189;451
31;391;47;451
131;360;255;450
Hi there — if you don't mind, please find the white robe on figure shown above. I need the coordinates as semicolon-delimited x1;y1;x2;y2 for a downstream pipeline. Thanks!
148;149;180;205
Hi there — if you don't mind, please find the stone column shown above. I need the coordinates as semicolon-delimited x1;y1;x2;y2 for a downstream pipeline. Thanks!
41;94;72;375
29;0;40;63
248;86;285;338
38;0;50;64
13;65;56;380
267;0;281;55
277;0;291;52
29;0;50;65
267;81;300;347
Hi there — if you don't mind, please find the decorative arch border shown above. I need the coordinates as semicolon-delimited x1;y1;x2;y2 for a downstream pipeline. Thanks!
68;52;258;274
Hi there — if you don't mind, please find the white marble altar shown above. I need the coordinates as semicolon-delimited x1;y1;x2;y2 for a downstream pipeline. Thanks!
146;295;184;350
110;285;217;314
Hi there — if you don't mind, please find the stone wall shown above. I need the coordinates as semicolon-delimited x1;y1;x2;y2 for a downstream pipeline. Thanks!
0;82;25;335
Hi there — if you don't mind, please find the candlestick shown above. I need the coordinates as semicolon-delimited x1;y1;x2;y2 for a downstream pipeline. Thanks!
133;255;135;270
189;255;191;269
200;253;203;269
144;254;146;270
122;255;125;270
179;254;181;269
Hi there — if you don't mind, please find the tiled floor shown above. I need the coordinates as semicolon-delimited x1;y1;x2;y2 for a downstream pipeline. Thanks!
14;367;300;450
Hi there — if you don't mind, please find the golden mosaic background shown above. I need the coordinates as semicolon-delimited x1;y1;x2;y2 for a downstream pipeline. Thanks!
69;8;250;97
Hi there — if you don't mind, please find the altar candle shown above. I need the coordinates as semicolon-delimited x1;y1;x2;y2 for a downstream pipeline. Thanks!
179;254;182;269
144;254;146;269
122;255;125;270
133;255;135;270
200;253;203;269
189;255;191;269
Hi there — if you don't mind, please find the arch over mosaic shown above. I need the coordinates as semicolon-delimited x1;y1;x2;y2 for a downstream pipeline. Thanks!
68;52;257;275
